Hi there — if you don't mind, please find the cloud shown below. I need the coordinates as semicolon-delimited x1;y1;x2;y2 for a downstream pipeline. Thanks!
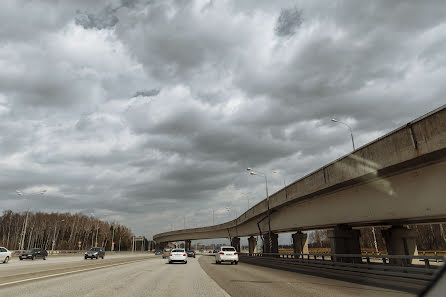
275;7;302;37
132;89;161;97
75;11;120;30
0;0;445;241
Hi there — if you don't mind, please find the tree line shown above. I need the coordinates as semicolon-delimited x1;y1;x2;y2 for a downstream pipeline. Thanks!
0;210;135;251
308;223;446;251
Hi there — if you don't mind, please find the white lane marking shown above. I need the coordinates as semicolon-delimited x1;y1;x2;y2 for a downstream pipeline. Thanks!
0;258;150;287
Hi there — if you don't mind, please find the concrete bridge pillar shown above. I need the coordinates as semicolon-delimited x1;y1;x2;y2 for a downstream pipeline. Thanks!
248;236;257;254
263;233;278;254
156;242;167;251
292;231;308;255
382;226;418;265
185;240;191;251
328;225;361;263
231;237;241;252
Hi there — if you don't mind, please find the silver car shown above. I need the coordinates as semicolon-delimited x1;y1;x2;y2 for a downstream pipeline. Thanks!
0;247;12;264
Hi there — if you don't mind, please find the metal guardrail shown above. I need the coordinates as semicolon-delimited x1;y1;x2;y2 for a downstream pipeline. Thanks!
240;253;445;281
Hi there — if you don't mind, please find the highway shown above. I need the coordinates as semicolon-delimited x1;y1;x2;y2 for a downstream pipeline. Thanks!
0;254;419;296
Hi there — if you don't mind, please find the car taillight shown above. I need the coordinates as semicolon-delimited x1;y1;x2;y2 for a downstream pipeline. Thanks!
234;252;238;255
219;252;224;255
183;254;186;256
169;254;172;256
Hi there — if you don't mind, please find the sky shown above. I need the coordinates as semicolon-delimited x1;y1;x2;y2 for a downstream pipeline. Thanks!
1;0;445;242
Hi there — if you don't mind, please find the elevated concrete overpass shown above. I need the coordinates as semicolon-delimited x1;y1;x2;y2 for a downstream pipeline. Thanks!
154;105;446;257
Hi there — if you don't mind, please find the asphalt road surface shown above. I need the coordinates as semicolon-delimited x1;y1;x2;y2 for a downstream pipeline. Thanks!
198;256;416;297
0;254;419;297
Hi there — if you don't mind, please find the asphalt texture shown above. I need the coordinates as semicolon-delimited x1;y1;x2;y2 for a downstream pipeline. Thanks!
0;254;230;297
0;254;421;297
198;255;416;297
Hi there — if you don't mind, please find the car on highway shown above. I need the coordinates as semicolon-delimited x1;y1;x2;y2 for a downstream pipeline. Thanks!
162;247;171;259
155;250;162;255
215;246;238;265
0;247;12;264
84;247;105;259
168;248;187;264
19;248;48;260
187;250;195;258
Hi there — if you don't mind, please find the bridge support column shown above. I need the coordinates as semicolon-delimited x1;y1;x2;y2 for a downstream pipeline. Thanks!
156;242;167;251
248;236;257;254
292;231;308;255
231;237;241;252
382;226;418;265
328;225;361;263
263;233;278;254
185;240;191;251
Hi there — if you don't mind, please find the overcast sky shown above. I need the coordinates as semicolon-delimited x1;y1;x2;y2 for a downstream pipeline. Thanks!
1;0;445;241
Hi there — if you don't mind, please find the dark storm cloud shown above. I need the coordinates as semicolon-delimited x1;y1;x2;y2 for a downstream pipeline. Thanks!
1;0;445;238
132;89;161;97
275;7;302;37
75;11;119;30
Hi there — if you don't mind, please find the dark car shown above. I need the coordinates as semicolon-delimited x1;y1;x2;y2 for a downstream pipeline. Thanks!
187;250;195;258
19;248;48;260
84;247;105;259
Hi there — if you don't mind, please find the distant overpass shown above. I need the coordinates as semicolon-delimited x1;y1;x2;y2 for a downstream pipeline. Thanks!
154;105;446;257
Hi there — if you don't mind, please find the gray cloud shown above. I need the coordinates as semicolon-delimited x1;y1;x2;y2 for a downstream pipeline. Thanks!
275;7;302;37
0;0;445;240
132;89;161;97
75;11;119;30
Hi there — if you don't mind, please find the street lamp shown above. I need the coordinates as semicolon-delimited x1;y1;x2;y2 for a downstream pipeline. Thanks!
247;168;272;252
52;219;65;251
331;119;355;150
16;189;46;250
273;170;288;200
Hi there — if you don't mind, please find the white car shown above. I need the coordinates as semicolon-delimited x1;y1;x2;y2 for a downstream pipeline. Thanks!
215;246;238;265
0;247;12;264
168;248;187;264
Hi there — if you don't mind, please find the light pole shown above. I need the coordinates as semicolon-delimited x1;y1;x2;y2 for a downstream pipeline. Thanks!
52;219;65;251
247;168;272;252
16;189;46;250
331;119;355;150
212;208;215;225
273;170;287;200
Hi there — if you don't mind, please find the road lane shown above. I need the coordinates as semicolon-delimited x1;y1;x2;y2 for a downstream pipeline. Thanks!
0;256;230;297
0;254;153;286
199;255;416;297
